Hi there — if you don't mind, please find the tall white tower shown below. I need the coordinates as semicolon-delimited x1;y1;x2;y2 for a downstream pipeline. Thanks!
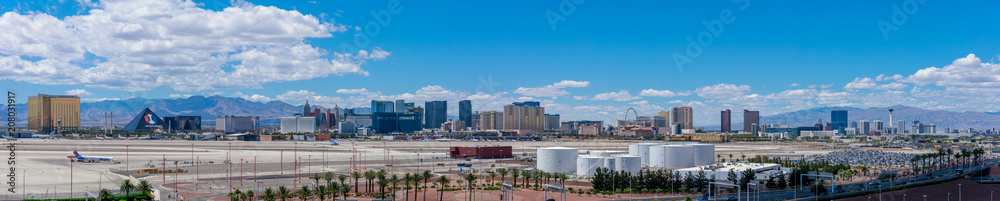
888;106;894;133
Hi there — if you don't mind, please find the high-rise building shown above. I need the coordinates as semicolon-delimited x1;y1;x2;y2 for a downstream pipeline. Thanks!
721;109;731;133
27;94;81;132
303;100;311;116
671;106;693;129
504;101;544;133
860;120;870;135
478;111;500;130
470;111;481;130
831;110;848;133
897;120;905;134
395;100;405;114
372;112;422;134
459;100;472;128
544;114;560;131
424;101;447;129
656;110;671;132
216;115;254;133
874;120;884;133
280;115;316;134
743;109;759;132
372;100;395;113
637;115;669;135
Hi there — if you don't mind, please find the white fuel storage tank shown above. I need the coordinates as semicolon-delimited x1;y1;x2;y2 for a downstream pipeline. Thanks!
537;147;578;174
691;144;716;166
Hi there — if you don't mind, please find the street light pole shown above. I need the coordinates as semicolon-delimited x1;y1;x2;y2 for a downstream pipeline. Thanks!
958;183;962;201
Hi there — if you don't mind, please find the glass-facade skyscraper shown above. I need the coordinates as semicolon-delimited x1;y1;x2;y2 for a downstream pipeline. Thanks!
372;100;395;113
831;110;848;133
424;101;447;129
459;100;472;128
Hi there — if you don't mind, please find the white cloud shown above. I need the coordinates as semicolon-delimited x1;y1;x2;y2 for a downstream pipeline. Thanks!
0;0;387;92
808;84;835;89
168;94;192;98
789;83;800;87
639;89;678;97
694;83;750;99
875;74;904;81
902;54;1000;89
591;90;641;101
336;88;369;94
513;80;589;97
65;89;92;96
573;96;587;100
552;80;590;88
844;77;876;89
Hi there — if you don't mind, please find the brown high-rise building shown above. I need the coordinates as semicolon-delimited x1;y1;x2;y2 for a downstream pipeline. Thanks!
743;109;759;132
671;106;693;129
28;94;81;132
503;102;544;133
721;109;731;133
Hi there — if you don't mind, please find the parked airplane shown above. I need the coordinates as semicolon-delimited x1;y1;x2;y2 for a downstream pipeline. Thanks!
330;141;339;145
72;150;116;163
32;131;55;139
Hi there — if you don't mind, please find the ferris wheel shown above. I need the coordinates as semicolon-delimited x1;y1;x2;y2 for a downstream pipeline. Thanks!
624;107;638;126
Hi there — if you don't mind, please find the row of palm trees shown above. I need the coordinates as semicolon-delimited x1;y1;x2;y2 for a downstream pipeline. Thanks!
909;148;987;174
491;168;569;189
99;179;153;201
230;169;439;201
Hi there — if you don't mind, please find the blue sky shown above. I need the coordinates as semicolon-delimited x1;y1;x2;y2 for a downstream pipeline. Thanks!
1;0;999;126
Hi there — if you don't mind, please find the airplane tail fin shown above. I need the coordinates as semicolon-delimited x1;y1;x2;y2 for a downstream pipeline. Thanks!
49;131;55;137
72;150;80;157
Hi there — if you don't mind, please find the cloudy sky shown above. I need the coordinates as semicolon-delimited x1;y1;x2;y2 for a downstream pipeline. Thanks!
1;0;999;126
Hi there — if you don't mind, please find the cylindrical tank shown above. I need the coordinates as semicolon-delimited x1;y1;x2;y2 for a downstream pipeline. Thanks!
603;157;616;171
691;144;716;166
591;150;627;157
537;147;578;174
576;156;604;176
615;155;641;175
629;143;660;166
662;145;694;168
649;145;667;167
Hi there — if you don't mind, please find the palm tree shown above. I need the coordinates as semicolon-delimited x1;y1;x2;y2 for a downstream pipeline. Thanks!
137;180;153;197
119;179;136;201
436;175;451;201
352;171;362;195
489;172;496;185
262;187;276;201
337;174;348;189
297;185;311;201
741;154;746;162
324;172;335;186
717;154;722;163
403;173;413;201
521;170;531;188
498;168;508;184
340;182;352;200
99;188;114;201
556;172;568;186
533;170;542;187
728;154;734;162
278;186;291;201
229;189;243;201
391;175;401;196
377;177;390;198
510;169;519;187
422;170;433;201
947;148;954;166
312;174;322;189
412;173;422;201
364;170;376;194
465;173;478;200
316;185;327;201
245;190;255;201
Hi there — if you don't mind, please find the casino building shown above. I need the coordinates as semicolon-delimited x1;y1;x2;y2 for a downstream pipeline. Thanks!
123;108;166;133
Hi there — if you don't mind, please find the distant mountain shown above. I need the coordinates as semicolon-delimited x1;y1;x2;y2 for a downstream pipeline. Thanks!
6;95;359;127
761;106;1000;131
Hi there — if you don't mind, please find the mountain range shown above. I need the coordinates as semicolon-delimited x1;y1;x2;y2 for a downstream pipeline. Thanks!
7;95;1000;130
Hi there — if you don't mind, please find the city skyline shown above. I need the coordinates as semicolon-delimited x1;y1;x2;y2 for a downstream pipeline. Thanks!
1;0;1000;126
